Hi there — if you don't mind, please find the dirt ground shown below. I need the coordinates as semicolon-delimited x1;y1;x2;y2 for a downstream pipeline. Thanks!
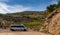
0;32;52;35
0;29;52;35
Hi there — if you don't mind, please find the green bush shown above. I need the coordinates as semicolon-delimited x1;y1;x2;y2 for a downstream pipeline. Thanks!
44;30;49;33
2;24;8;29
25;21;40;30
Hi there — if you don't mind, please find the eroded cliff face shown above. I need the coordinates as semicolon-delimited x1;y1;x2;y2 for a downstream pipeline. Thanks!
40;9;60;35
49;13;60;35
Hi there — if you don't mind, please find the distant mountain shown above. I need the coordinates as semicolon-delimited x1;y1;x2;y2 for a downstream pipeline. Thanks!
0;11;48;31
0;11;48;23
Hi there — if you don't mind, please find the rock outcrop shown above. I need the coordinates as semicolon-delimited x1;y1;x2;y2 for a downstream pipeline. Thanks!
40;8;60;35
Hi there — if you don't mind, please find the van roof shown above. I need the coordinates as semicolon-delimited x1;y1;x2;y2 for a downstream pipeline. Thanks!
10;24;24;26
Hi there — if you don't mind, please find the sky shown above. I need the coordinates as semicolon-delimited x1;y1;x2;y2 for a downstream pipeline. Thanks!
0;0;58;14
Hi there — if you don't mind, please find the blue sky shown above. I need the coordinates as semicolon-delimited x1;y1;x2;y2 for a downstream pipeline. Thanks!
0;0;58;14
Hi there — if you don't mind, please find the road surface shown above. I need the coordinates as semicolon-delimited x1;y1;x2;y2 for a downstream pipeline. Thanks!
0;32;52;35
0;29;52;35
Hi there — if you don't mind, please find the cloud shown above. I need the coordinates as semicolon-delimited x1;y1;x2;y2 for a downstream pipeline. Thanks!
0;0;31;14
50;0;58;4
0;0;9;2
0;3;31;14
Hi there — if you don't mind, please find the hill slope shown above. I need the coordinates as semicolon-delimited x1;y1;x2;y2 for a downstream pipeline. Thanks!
40;8;60;35
0;11;48;31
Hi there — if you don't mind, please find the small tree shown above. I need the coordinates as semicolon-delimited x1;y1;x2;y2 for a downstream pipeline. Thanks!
46;4;57;13
57;1;60;8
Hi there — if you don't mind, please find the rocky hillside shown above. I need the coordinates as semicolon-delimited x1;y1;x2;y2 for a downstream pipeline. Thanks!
40;8;60;35
0;11;48;31
0;11;47;22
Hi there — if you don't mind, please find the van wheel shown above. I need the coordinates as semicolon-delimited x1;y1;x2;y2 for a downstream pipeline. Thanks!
10;29;15;31
24;29;27;31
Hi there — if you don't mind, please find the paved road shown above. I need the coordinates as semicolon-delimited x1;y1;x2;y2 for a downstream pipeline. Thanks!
0;32;51;35
0;29;52;35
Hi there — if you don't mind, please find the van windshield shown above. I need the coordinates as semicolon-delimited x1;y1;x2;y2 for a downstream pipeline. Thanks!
11;26;24;28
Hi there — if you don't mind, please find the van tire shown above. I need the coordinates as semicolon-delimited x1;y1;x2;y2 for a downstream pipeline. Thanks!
10;29;15;31
24;29;27;31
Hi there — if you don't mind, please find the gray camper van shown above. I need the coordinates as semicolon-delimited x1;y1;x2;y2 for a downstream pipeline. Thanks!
10;24;27;31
